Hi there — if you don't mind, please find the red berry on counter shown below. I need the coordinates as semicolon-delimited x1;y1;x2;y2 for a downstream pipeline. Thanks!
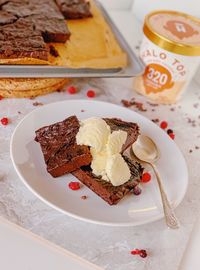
67;86;77;94
68;181;81;190
139;250;147;258
131;249;140;255
87;89;96;98
169;133;175;140
0;95;3;100
133;186;142;195
160;121;168;129
141;172;151;183
167;129;173;135
1;117;9;125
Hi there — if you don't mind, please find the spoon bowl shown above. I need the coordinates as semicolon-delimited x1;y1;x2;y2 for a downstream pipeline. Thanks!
132;135;160;163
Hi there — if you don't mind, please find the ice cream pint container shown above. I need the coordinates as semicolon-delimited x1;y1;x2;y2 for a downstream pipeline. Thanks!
134;10;200;104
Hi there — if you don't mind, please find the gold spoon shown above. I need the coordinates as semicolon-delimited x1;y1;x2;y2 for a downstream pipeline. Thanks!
131;135;180;229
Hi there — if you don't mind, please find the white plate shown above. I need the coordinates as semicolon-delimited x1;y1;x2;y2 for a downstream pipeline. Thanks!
10;100;188;227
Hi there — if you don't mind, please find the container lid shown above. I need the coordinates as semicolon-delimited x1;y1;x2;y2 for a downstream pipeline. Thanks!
143;10;200;56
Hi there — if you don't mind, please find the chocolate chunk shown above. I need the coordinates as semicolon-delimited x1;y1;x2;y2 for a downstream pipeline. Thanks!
55;0;92;19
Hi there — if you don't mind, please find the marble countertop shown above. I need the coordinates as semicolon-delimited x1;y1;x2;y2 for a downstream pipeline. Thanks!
0;11;200;270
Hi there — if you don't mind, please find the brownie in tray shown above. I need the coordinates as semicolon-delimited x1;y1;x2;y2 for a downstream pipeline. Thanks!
0;0;92;61
35;115;143;205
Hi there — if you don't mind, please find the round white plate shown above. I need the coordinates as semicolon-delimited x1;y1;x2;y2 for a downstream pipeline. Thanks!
10;100;188;226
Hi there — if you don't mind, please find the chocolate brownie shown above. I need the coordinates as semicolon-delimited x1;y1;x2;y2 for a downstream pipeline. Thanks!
0;0;70;60
26;15;70;43
0;11;17;25
35;116;92;178
73;156;143;205
0;19;48;60
55;0;92;19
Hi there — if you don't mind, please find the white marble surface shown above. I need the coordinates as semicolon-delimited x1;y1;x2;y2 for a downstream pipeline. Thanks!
0;12;200;270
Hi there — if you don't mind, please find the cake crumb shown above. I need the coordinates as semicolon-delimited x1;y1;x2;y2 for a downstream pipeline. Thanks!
121;99;147;112
81;195;88;200
33;101;44;106
152;118;159;123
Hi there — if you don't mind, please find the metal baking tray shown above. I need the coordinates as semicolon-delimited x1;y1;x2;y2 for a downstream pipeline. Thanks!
0;1;144;78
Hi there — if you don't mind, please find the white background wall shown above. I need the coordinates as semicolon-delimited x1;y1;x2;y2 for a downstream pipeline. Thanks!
133;0;200;21
99;0;200;21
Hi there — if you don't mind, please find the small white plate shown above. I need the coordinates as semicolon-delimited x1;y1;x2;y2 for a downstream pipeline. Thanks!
10;100;188;227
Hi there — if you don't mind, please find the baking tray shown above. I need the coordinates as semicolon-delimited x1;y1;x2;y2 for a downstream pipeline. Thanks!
0;1;144;78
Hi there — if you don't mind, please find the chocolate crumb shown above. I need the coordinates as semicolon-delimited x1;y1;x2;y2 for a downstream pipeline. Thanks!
167;129;173;135
189;149;193;153
195;146;199;150
170;108;175;112
81;109;85;112
152;119;159;123
121;99;132;108
33;101;44;106
147;102;158;107
49;45;59;57
18;111;21;114
193;103;199;109
121;99;147;112
81;195;88;200
152;109;155;112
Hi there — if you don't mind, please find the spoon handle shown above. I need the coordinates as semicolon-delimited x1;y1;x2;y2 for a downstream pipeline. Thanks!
151;164;180;229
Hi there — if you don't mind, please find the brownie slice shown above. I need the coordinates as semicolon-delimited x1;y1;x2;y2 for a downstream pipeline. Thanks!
0;11;17;25
0;18;48;60
26;15;70;43
2;0;64;19
35;116;92;178
73;156;143;205
55;0;92;19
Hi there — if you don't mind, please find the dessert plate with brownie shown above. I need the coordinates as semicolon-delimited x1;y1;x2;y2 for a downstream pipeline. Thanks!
10;100;188;226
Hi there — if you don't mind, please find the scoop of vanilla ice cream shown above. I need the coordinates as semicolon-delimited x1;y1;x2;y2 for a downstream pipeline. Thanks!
90;148;107;176
106;130;127;155
105;154;131;186
76;117;131;186
76;118;111;152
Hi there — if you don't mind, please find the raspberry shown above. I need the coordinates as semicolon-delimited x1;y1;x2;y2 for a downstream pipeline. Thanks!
0;95;3;100
141;172;151;183
133;186;142;195
67;86;77;94
1;117;9;125
87;89;96;98
131;249;140;255
68;182;80;190
139;250;147;258
169;133;175;140
160;121;168;129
